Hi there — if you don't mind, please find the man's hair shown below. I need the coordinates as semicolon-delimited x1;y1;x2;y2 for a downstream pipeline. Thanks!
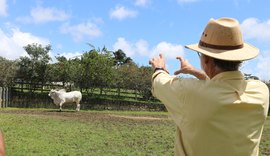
213;58;242;71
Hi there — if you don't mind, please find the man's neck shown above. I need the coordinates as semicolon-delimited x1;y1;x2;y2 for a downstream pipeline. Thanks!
208;66;224;79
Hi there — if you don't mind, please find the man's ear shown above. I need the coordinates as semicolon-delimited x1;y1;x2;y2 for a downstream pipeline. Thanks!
203;55;216;71
203;55;210;64
204;55;215;64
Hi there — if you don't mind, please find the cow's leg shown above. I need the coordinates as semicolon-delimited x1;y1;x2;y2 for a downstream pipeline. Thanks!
59;102;64;112
59;104;62;112
76;103;80;111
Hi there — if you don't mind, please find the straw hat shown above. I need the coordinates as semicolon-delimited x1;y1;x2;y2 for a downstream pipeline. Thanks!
185;17;259;61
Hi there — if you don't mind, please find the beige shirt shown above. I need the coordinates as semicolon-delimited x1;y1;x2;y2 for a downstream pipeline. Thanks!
152;70;269;156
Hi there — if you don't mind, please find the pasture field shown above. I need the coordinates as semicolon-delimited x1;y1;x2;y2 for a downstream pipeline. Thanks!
0;108;269;156
0;108;175;156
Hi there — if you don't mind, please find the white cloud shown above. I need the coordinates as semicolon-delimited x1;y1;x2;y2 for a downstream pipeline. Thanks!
152;42;184;59
134;0;151;7
113;37;136;56
240;18;270;80
135;39;149;55
256;51;270;80
17;6;70;23
50;44;83;63
113;37;184;59
50;51;83;63
0;25;50;60
242;51;270;81
0;0;7;16
241;18;270;42
58;52;83;60
110;5;137;20
60;22;102;42
31;6;70;23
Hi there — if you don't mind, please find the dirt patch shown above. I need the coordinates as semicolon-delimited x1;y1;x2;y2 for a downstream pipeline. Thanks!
109;114;168;121
0;109;169;123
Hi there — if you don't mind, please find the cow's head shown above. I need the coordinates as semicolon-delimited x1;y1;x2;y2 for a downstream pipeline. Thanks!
48;89;57;97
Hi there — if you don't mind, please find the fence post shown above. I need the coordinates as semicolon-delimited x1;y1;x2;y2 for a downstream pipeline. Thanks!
0;87;9;108
0;87;2;108
4;88;9;107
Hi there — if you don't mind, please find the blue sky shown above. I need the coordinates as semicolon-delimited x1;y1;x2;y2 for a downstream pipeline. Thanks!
0;0;270;80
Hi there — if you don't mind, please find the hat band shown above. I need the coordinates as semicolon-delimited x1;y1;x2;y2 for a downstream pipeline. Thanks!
199;40;244;50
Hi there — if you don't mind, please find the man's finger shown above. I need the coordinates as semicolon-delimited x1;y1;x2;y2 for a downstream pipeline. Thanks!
176;56;184;62
159;53;164;59
174;70;182;75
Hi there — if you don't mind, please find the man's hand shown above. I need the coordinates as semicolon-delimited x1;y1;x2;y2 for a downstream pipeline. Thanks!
174;56;208;80
149;53;169;73
174;56;196;75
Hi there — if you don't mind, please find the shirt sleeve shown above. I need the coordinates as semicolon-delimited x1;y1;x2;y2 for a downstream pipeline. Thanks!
151;70;186;115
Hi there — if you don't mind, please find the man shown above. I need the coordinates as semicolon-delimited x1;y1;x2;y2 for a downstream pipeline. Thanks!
0;131;5;156
149;17;269;156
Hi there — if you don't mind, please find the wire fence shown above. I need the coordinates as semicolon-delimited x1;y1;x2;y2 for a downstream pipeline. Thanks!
5;81;164;111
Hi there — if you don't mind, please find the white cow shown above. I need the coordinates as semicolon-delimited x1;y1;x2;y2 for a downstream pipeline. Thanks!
48;89;82;111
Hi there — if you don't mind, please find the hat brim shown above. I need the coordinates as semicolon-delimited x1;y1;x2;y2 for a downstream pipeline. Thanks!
185;42;259;61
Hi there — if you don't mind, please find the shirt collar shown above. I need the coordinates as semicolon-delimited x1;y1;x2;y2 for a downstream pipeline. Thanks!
211;71;244;81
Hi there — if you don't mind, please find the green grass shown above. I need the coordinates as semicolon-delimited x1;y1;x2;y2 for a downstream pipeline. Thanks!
260;117;270;156
0;108;175;156
0;108;269;156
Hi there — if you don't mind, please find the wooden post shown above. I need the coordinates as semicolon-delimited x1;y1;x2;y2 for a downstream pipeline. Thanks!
0;87;2;108
4;88;9;107
0;87;9;108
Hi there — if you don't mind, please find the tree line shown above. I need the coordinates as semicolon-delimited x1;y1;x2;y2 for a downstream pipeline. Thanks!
1;43;269;102
0;43;154;100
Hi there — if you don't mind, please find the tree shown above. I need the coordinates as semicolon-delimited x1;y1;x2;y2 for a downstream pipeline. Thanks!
113;49;133;66
80;46;114;95
116;64;154;100
67;57;83;91
0;57;18;87
244;73;259;80
17;43;51;92
137;66;153;100
113;63;141;99
54;55;70;86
